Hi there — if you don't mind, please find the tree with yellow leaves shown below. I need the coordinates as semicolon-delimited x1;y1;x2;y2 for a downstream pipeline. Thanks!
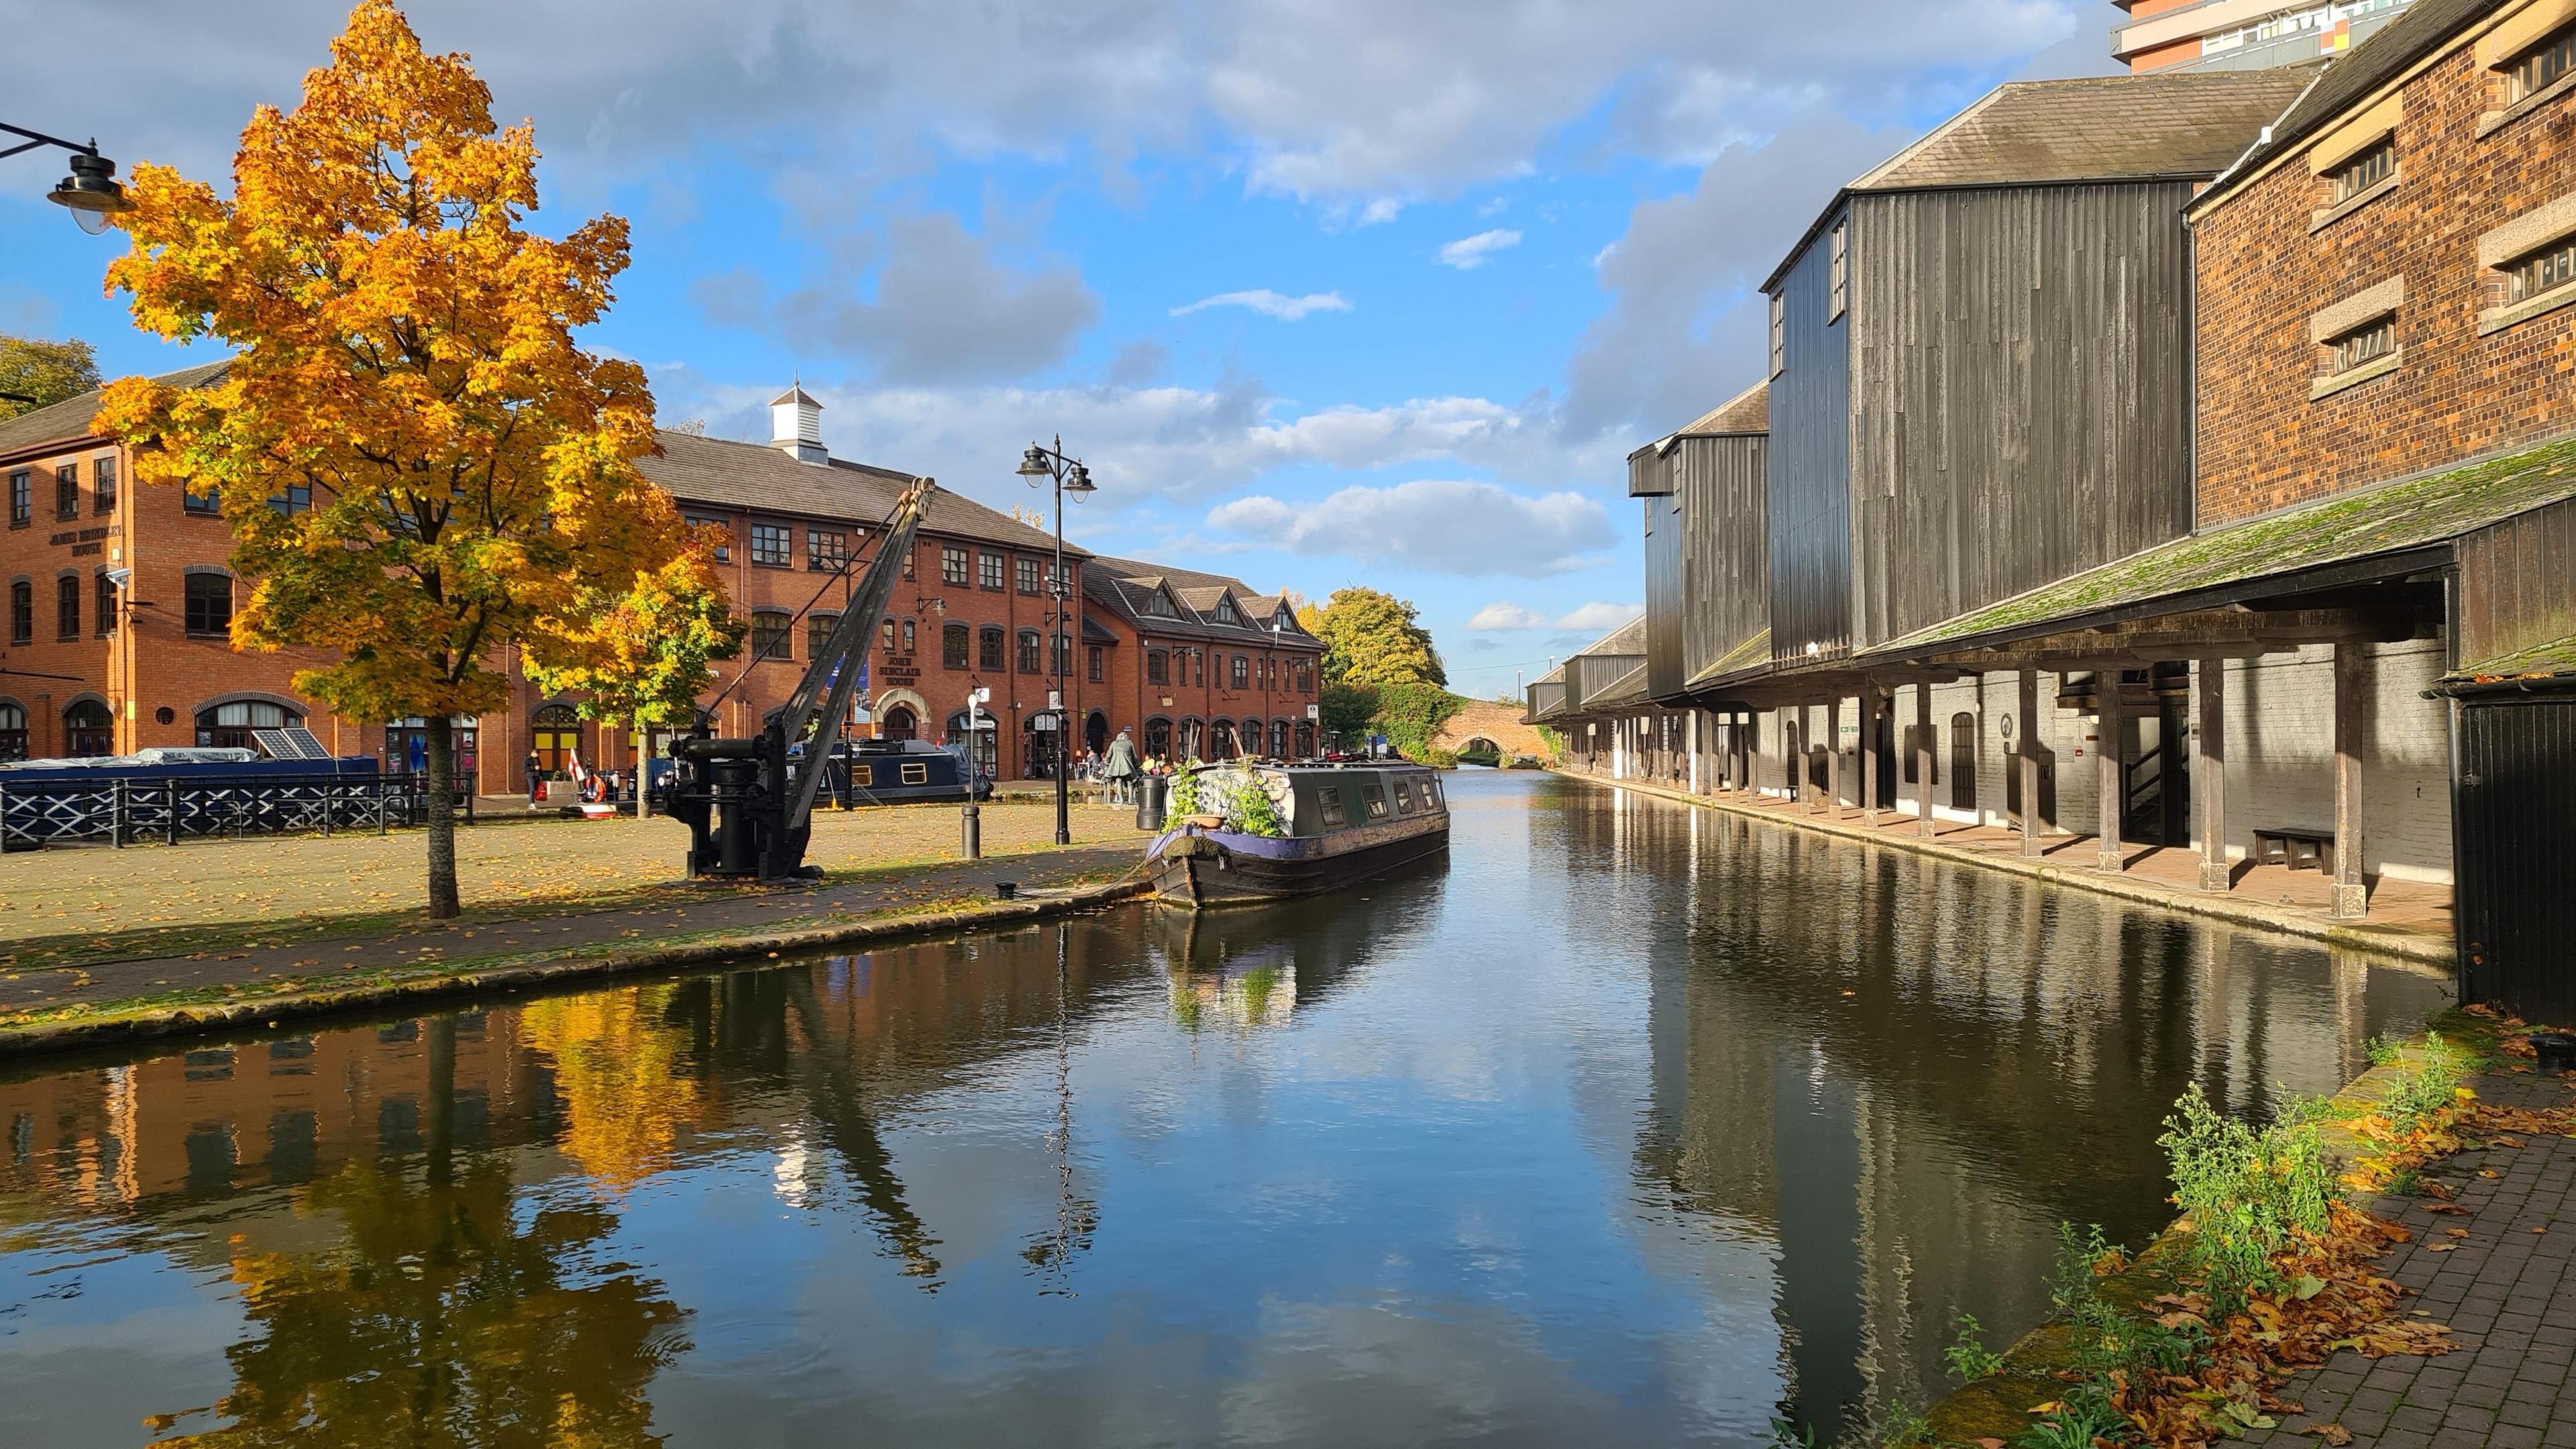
522;551;745;816
99;0;720;916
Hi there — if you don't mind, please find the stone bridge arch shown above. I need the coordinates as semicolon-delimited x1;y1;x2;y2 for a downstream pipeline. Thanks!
1432;700;1552;761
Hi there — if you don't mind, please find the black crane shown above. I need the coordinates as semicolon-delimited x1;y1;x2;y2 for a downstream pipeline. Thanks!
667;477;935;881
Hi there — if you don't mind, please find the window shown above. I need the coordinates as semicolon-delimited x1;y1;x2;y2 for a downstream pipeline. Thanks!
2332;316;2396;372
979;551;1005;590
942;545;970;586
55;463;78;519
270;482;311;515
749;522;792;567
2506;21;2576;104
95;572;115;637
0;701;24;762
882;619;896;651
7;469;28;525
1421;777;1442;810
1017;630;1042;674
1146;649;1169;686
1051;630;1070;679
1193;649;1204;686
8;580;29;643
902;545;915;581
1087;645;1104;684
1318;785;1346;827
808;529;849;571
63;700;111;757
197;699;297;749
686;513;730;561
1828;221;1848;321
1143;588;1179;619
1144;718;1173;757
93;455;116;515
56;576;78;639
1297;662;1314;693
1393;780;1415;814
1213;595;1242;625
943;622;971;669
2509;237;2576;302
808;612;840;661
902;618;915;653
1361;784;1388;820
185;484;220;517
749;610;794;662
1230;654;1249;689
979;626;1006;671
1017;555;1041;594
2330;139;2394;203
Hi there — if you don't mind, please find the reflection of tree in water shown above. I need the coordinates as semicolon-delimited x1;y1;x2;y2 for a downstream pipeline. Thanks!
156;1155;687;1447
521;986;702;1193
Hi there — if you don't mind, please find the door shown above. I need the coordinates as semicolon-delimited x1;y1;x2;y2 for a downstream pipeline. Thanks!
530;704;580;773
1949;712;1976;813
881;706;917;742
2455;698;2576;1022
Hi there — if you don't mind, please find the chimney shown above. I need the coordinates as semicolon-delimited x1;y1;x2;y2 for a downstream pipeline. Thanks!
769;382;826;466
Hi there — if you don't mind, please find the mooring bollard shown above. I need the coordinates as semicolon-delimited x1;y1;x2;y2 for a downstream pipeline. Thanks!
961;802;981;859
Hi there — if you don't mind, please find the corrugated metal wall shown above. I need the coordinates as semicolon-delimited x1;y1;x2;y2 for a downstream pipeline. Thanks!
1767;207;1854;666
1845;184;2195;649
2455;698;2576;1022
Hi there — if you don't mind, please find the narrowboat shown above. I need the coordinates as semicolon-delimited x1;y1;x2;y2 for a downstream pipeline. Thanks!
1145;762;1450;907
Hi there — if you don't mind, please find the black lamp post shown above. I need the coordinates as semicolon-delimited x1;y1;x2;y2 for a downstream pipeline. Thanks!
1016;435;1095;845
3;123;135;234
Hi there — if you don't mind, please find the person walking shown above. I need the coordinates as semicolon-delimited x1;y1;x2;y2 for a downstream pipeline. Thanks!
524;748;541;800
1103;727;1139;806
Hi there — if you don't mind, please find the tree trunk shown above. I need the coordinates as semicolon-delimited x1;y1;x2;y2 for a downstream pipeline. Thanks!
423;714;462;919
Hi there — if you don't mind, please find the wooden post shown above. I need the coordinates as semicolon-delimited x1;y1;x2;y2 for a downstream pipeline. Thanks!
2096;676;2125;873
1823;697;1843;816
2196;657;2229;892
2018;669;2043;858
1915;683;1935;838
2331;643;2367;918
1860;689;1880;826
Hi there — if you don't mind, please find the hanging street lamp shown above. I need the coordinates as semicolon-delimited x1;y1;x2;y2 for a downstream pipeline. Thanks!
3;123;135;235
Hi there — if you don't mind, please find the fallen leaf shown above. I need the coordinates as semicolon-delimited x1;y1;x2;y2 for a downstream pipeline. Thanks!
2426;1243;2459;1252
2311;1426;2353;1446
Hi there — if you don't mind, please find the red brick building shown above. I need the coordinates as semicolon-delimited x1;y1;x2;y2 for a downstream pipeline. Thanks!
1078;557;1324;762
2191;0;2576;522
1;373;1318;789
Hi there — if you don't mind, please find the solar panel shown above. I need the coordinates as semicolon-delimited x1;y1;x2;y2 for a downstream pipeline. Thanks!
253;726;334;760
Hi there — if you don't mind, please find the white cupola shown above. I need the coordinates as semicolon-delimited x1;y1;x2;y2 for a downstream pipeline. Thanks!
770;382;826;466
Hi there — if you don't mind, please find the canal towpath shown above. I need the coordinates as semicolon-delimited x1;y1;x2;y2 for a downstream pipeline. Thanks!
0;800;1153;1058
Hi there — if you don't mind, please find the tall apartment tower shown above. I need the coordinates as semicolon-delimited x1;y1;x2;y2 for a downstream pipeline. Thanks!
2114;0;2416;70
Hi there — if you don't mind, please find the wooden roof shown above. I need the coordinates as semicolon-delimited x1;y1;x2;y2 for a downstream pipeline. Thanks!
0;360;230;464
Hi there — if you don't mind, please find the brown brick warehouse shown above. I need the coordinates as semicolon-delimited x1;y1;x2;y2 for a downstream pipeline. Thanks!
0;382;1321;792
1530;0;2576;1024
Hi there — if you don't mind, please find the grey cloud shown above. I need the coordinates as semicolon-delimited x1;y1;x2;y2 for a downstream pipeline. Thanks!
1206;480;1615;578
1106;337;1170;386
771;213;1100;384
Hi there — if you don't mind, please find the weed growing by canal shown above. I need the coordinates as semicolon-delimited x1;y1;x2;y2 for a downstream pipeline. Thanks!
2157;1083;2334;1310
1942;1315;2004;1384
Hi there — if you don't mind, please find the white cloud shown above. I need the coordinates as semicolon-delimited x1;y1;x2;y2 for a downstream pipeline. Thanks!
1170;289;1353;321
1467;600;1643;631
1206;480;1615;577
1437;229;1522;270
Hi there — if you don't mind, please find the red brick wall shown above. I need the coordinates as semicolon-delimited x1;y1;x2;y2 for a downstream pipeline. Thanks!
2194;44;2576;523
1087;614;1322;761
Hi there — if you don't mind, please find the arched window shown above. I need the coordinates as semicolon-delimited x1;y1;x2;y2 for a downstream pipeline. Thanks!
807;613;840;662
979;626;1006;671
194;698;299;751
942;622;970;669
945;709;996;778
881;706;917;742
530;702;581;771
1143;716;1172;758
1016;630;1042;674
1179;718;1205;760
1270;718;1290;757
749;610;794;663
1208;719;1237;760
1950;711;1978;812
1293;721;1315;758
64;700;112;755
1022;712;1063;778
184;572;233;636
0;700;26;761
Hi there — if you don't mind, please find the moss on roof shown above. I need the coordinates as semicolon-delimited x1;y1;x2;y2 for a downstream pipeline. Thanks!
1876;435;2576;655
1686;627;1774;691
2447;633;2576;684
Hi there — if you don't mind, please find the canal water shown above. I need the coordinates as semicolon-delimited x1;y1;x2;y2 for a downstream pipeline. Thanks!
1;771;2449;1447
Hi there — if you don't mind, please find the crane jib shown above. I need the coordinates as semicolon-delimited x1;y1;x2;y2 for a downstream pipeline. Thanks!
780;480;933;833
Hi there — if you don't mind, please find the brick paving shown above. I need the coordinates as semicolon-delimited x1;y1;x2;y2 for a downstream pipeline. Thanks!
2244;1071;2576;1449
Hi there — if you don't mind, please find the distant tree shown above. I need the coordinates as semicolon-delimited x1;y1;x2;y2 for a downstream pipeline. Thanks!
1301;586;1447;688
99;0;713;918
0;333;101;421
521;550;745;814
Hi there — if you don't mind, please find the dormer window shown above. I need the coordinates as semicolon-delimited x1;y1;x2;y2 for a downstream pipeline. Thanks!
1273;606;1293;631
1214;596;1242;626
2330;139;2393;203
1143;588;1179;619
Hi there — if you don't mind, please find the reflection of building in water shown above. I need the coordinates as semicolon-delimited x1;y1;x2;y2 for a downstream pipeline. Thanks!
1546;782;2447;1439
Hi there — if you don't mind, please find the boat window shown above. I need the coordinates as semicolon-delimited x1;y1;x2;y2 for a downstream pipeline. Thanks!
852;764;873;788
902;763;928;784
1362;785;1388;820
1392;781;1414;814
1317;786;1344;826
1420;777;1442;810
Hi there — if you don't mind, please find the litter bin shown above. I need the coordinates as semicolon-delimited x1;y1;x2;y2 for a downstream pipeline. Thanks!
1135;774;1168;833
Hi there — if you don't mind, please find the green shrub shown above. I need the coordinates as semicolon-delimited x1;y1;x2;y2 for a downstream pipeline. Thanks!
2017;1383;2126;1449
1167;769;1204;818
2377;1032;2471;1131
2157;1083;2332;1305
1943;1313;2004;1383
1228;775;1286;837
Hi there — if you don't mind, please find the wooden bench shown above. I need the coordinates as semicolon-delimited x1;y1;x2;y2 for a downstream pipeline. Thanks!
2251;826;2336;875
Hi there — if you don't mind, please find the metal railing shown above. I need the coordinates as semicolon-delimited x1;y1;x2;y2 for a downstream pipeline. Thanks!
0;771;470;850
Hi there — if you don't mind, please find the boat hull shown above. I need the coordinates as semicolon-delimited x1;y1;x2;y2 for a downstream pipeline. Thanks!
1148;817;1450;907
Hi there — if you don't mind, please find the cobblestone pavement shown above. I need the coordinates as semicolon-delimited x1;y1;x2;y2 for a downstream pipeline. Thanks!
2245;1071;2576;1449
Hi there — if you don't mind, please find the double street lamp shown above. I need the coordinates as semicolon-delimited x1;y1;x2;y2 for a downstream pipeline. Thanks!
3;122;134;234
1016;436;1095;845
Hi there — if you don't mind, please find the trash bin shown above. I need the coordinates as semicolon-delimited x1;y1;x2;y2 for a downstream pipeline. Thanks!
1136;774;1168;832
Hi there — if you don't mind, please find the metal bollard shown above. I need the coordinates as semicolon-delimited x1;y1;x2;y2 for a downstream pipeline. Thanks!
961;802;981;859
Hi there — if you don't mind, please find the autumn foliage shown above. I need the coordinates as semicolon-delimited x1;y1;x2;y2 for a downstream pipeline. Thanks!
96;0;727;914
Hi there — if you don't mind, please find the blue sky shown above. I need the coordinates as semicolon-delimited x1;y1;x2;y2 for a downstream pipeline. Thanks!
0;0;2118;700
